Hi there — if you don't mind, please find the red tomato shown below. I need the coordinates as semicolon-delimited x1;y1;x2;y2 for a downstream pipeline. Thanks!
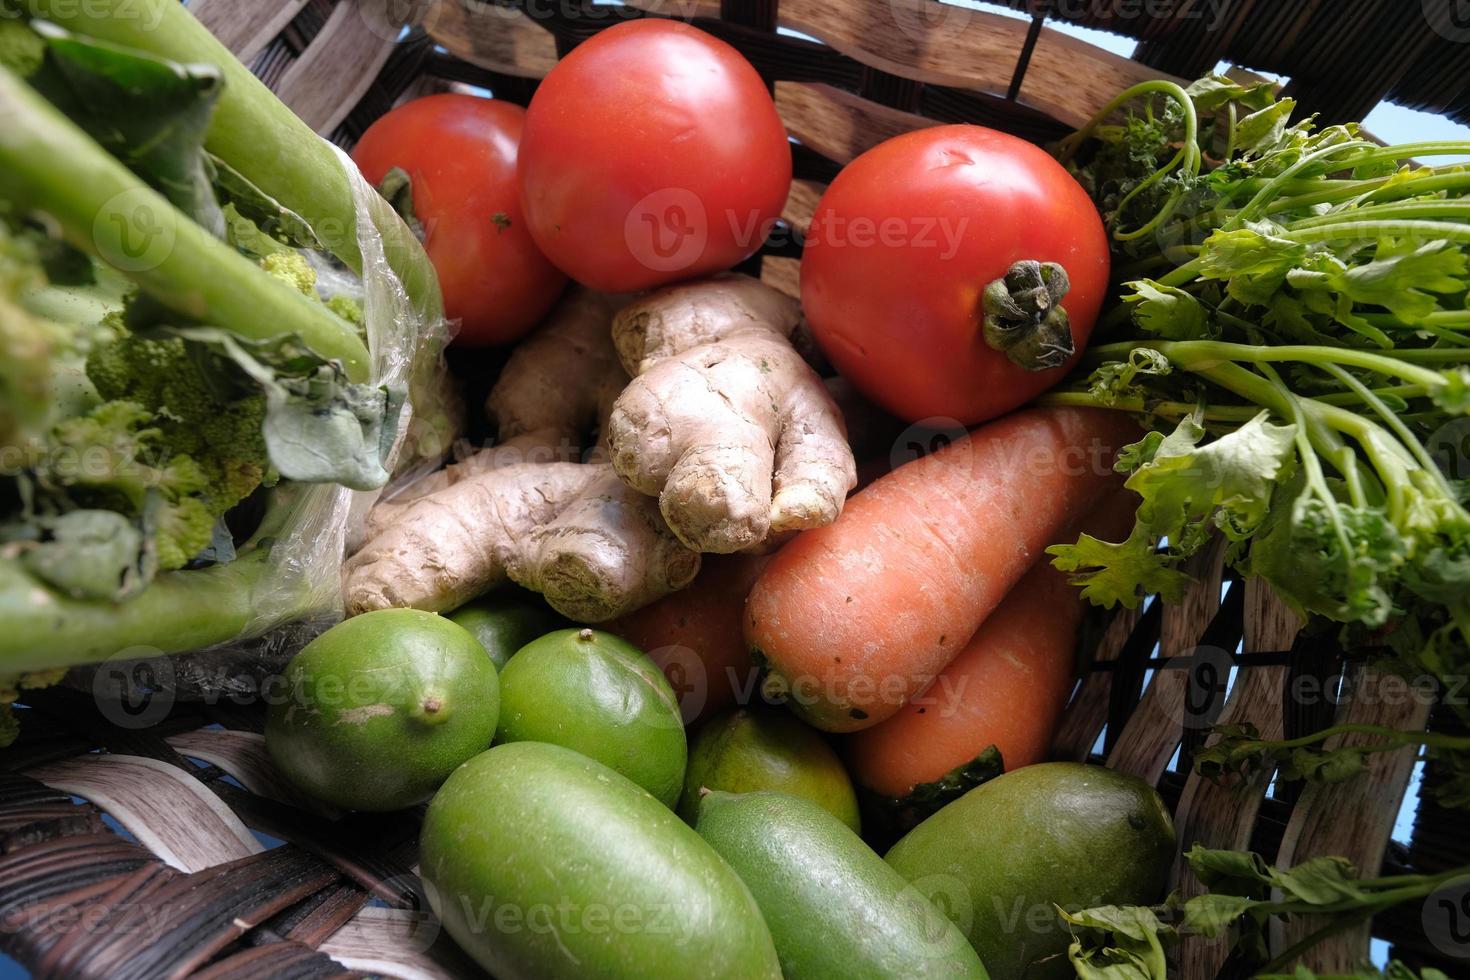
352;94;565;346
518;19;792;292
800;125;1110;425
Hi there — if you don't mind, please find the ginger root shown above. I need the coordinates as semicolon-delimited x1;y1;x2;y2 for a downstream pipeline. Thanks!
606;274;857;553
344;462;699;622
483;288;630;466
365;289;628;538
348;289;699;621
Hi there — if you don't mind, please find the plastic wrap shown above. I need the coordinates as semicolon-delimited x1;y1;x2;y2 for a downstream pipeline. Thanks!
69;143;456;700
238;146;450;636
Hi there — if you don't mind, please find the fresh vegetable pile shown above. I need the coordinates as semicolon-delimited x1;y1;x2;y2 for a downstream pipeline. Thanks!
5;6;1467;980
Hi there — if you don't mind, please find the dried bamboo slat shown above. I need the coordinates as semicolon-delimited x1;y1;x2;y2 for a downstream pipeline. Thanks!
1273;665;1434;971
25;754;262;873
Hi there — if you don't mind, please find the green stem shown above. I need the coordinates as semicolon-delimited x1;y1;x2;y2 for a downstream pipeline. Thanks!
1256;911;1372;976
1260;362;1363;547
1037;391;1260;422
1228;139;1377;228
1319;363;1457;500
1286;219;1470;246
1359;311;1470;328
1267;170;1470;214
1337;142;1470;170
0;65;372;379
1054;79;1201;241
0;549;276;671
1287;199;1470;230
1086;340;1451;391
1256;722;1468;753
18;0;442;324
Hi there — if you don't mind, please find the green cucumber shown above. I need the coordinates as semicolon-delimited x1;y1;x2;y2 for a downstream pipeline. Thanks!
421;742;781;980
696;791;988;979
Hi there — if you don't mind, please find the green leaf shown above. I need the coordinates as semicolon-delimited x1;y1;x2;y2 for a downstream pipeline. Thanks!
258;369;402;492
1271;855;1366;905
1328;239;1468;323
31;22;222;225
1087;348;1174;406
1243;470;1408;629
1196;227;1308;307
172;328;403;492
1047;524;1194;609
1061;904;1173;980
1186;845;1276;897
1233;99;1297;157
376;167;425;241
1116;430;1168;473
1433;368;1470;415
1123;280;1214;340
210;155;323;252
1180;892;1260;938
1185;74;1277;113
1281;744;1369;784
18;508;150;600
1125;412;1298;550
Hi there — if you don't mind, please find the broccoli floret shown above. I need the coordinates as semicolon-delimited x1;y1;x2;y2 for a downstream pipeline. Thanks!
45;400;162;510
85;330;273;514
153;494;215;570
39;399;238;573
260;251;317;298
326;293;365;328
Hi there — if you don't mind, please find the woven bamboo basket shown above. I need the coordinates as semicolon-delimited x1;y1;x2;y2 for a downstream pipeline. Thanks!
3;2;1469;978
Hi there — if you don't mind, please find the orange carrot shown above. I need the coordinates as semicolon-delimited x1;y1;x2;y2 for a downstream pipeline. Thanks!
845;490;1138;799
608;553;771;725
744;406;1139;733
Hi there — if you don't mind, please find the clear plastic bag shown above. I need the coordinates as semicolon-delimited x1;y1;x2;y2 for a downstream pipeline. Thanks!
71;145;456;702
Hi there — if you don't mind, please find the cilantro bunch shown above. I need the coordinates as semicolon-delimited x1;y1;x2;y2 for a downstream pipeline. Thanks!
1044;76;1470;685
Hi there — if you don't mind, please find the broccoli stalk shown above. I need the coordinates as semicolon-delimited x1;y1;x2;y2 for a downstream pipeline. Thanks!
0;485;325;672
0;64;373;380
16;0;443;325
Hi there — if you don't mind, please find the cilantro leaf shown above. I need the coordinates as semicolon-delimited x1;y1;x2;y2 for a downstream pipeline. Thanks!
1047;524;1193;609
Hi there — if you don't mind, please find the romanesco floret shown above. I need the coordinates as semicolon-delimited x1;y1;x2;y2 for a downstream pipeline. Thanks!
326;293;365;328
260;251;317;297
154;495;215;570
40;400;217;571
85;330;273;515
